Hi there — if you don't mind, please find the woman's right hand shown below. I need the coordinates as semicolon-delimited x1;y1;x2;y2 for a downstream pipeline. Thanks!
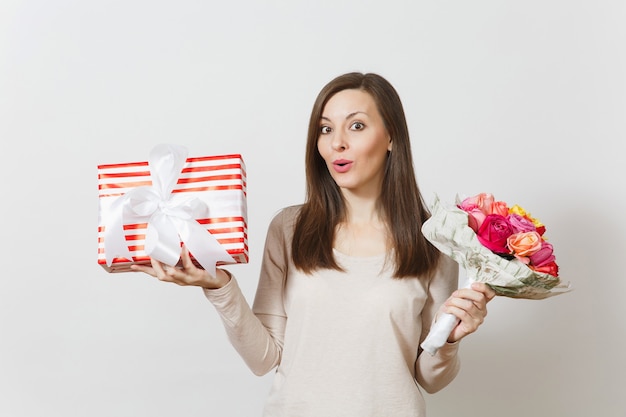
130;244;231;290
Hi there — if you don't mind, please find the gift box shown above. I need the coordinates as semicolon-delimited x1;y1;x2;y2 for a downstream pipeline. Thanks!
97;145;248;274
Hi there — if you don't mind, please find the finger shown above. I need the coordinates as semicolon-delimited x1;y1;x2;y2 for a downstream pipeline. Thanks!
150;258;180;283
162;263;184;281
445;295;476;313
454;288;489;309
150;257;167;275
446;298;486;322
129;264;156;276
446;292;489;321
445;304;484;333
471;282;497;302
179;244;195;270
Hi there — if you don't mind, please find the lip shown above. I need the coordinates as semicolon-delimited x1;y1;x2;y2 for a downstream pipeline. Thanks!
332;159;353;173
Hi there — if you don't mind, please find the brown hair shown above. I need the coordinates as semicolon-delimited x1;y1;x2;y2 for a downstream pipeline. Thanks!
291;72;441;278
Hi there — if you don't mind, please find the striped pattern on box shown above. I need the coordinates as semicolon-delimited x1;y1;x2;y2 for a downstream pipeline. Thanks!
97;153;248;273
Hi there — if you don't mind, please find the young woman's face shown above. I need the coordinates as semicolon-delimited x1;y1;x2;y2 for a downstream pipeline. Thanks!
317;89;392;197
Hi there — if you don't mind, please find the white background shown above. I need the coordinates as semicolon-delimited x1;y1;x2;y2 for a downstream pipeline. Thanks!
1;1;624;416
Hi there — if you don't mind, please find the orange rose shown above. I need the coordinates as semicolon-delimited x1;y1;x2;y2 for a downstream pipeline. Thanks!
507;231;542;257
490;201;509;216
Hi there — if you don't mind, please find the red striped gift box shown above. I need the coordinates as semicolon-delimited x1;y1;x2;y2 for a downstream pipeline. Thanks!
97;153;248;273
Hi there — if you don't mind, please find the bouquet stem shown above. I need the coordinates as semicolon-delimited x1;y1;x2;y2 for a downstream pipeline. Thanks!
420;277;472;356
420;313;460;356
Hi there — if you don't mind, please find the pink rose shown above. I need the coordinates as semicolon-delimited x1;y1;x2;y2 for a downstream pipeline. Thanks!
507;214;537;234
465;208;487;232
476;214;515;254
459;193;495;215
529;241;556;267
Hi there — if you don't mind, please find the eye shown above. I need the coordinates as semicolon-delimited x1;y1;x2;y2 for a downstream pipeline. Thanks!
320;125;332;134
350;121;365;131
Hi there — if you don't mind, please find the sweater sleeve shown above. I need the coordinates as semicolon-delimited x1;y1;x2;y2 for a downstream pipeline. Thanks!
203;208;293;376
415;254;461;393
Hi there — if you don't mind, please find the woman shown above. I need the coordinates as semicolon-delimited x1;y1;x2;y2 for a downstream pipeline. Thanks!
132;72;495;416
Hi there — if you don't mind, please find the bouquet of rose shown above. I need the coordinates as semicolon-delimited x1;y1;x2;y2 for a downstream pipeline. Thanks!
420;193;570;355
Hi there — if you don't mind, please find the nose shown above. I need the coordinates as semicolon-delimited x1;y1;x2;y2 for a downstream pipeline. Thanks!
330;130;347;151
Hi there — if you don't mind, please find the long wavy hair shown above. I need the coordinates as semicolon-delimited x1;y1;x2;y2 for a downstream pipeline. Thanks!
291;72;441;278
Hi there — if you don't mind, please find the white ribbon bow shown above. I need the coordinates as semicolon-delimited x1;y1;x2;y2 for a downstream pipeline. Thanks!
103;144;235;277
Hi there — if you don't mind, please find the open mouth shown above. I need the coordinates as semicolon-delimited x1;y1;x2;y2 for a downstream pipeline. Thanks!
332;160;352;173
334;159;352;166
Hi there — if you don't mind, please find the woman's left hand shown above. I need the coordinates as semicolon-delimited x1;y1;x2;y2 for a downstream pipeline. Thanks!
443;282;496;343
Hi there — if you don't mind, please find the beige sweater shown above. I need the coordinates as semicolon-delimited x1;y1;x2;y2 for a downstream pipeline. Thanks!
204;205;461;417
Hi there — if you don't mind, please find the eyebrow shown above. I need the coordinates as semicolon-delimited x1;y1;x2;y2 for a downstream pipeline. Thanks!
320;111;369;122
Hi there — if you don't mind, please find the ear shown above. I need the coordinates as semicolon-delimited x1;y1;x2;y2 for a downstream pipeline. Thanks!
387;136;392;152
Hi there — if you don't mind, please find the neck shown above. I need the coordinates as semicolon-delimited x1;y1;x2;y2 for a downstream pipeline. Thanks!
334;191;390;257
341;190;383;226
